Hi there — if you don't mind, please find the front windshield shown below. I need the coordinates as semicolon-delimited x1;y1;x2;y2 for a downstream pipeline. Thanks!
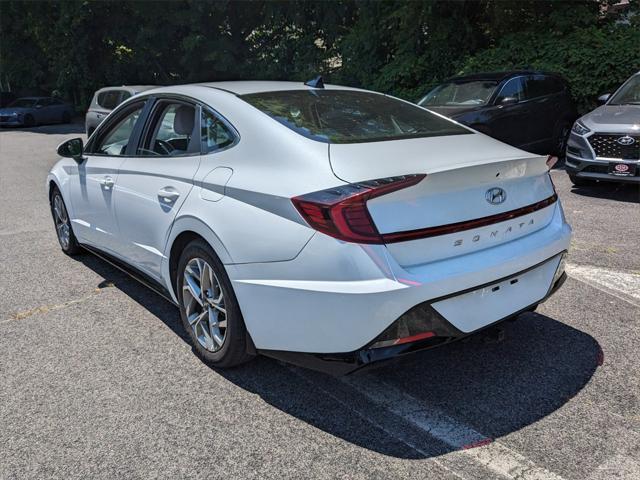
8;98;38;108
608;75;640;105
241;90;470;144
418;81;498;107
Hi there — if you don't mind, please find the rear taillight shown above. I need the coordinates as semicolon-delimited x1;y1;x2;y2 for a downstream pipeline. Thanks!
292;174;425;244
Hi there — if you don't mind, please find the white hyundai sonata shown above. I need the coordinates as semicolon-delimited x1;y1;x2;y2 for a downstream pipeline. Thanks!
48;79;571;374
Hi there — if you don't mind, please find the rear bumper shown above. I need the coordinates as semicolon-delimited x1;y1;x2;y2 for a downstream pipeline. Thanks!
229;202;571;360
261;265;567;375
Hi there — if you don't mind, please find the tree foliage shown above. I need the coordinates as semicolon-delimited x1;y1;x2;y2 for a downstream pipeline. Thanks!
0;0;637;112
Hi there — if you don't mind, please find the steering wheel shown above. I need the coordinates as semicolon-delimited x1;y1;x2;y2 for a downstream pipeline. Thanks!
155;139;174;155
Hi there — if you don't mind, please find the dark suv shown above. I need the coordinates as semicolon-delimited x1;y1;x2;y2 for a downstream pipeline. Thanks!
418;71;578;155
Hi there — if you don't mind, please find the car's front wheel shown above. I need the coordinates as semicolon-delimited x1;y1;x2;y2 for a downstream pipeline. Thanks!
177;239;253;368
50;188;81;255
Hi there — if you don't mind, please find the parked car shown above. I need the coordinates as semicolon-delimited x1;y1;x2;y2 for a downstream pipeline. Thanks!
418;71;578;156
565;71;640;186
0;91;16;108
86;85;155;136
0;96;73;127
48;80;570;374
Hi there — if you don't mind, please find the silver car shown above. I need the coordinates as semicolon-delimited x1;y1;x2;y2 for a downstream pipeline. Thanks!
85;85;154;136
565;71;640;186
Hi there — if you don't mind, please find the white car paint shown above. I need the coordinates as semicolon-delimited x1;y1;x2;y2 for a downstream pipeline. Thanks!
48;80;571;358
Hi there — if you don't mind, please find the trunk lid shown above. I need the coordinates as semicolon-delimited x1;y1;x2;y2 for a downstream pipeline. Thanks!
328;134;557;267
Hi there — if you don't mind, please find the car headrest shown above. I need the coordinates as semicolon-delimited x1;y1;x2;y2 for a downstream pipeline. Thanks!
174;105;195;136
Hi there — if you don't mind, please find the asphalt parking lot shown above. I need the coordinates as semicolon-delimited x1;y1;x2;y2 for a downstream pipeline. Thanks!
1;124;639;480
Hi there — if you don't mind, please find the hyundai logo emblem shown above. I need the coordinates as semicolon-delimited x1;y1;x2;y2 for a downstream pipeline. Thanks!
617;135;635;146
486;187;507;205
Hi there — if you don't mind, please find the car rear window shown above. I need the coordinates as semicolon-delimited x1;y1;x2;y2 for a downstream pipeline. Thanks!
97;90;124;110
241;90;471;144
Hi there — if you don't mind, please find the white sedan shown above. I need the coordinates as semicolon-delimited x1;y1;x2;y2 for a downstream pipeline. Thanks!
48;79;571;374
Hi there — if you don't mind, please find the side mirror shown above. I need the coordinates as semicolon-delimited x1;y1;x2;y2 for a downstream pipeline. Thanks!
57;138;85;163
597;93;610;105
499;96;518;106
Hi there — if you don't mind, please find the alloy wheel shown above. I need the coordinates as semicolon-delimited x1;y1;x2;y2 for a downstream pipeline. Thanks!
53;194;71;249
182;257;227;352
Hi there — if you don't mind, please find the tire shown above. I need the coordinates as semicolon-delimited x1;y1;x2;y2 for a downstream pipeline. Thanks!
176;239;253;368
62;111;71;124
24;114;35;127
553;122;571;157
569;174;593;187
50;187;81;255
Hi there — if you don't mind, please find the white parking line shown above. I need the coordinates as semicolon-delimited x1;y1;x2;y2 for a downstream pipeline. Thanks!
343;375;567;480
566;263;640;308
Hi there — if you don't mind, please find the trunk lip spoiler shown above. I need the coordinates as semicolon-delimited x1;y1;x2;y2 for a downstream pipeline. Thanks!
380;193;558;244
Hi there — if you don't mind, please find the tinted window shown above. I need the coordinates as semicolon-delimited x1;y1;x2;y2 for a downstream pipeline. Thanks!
94;103;144;156
201;109;235;152
8;98;38;108
419;81;498;107
138;102;199;156
97;90;123;110
525;75;564;99
495;77;525;103
242;90;470;144
36;98;51;107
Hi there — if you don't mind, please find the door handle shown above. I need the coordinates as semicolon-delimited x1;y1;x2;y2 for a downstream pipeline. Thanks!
101;176;114;189
158;187;180;204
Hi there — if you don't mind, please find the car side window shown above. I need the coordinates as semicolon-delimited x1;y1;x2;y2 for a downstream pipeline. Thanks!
201;109;235;153
93;103;144;156
137;101;199;156
495;77;525;103
524;75;551;99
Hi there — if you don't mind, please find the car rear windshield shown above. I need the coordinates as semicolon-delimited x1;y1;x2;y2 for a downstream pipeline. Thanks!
418;80;499;107
241;90;470;144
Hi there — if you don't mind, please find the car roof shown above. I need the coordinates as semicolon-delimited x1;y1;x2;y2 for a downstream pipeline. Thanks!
15;96;51;100
96;85;156;93
445;71;562;83
194;80;365;95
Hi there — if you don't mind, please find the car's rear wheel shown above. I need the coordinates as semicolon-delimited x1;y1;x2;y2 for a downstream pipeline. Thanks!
569;174;593;187
177;239;253;368
50;188;81;255
61;111;71;124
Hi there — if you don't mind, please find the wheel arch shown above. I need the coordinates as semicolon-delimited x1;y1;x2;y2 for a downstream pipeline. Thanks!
163;216;234;299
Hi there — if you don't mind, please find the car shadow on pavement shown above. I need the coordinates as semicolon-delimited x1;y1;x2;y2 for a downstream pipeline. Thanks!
569;181;639;204
0;122;85;135
76;253;600;460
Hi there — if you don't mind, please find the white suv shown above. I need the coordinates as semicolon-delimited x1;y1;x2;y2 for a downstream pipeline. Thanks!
49;80;571;374
85;85;154;136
